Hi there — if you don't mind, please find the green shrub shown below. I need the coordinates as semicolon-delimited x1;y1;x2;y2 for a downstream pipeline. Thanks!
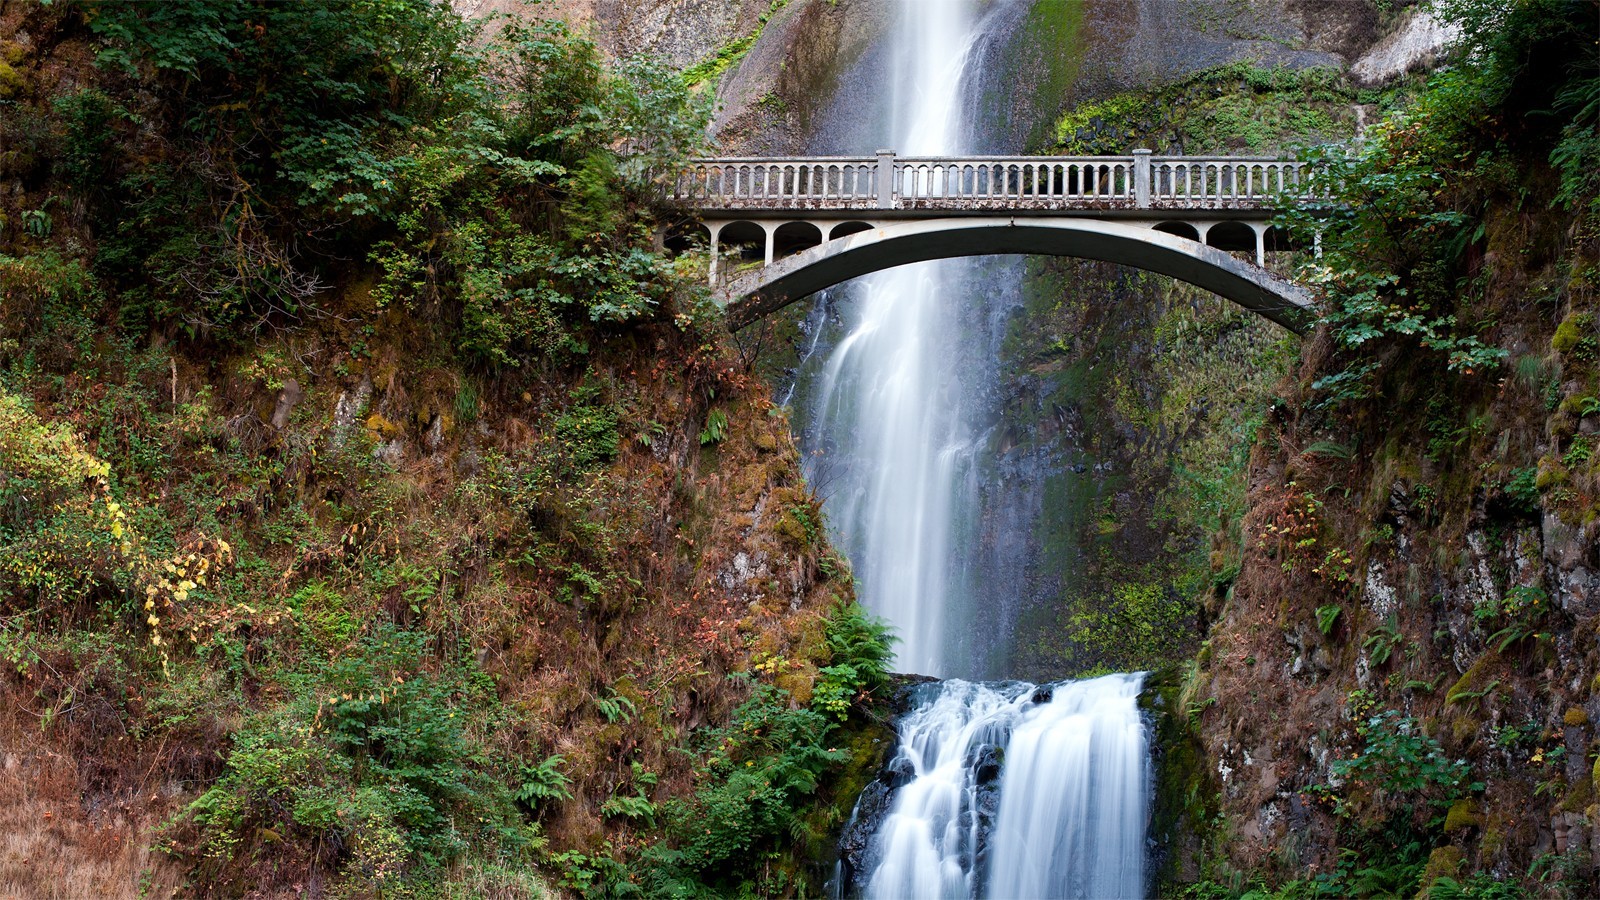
182;626;523;884
1503;466;1540;513
87;2;703;357
811;601;895;720
632;601;892;895
0;389;130;609
671;681;844;876
554;387;620;471
1309;710;1477;831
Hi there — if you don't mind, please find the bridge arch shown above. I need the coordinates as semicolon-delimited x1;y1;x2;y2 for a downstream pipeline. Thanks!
1153;221;1200;241
1205;221;1259;253
830;221;875;240
716;217;1314;333
772;221;824;259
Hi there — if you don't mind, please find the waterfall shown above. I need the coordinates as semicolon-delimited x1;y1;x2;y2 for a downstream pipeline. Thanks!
842;676;1149;900
797;3;1154;897
803;0;987;679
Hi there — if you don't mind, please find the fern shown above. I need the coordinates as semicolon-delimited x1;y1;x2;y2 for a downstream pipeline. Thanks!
1304;440;1353;459
1362;616;1404;666
1315;604;1342;635
698;408;728;445
601;791;657;826
1446;679;1501;712
595;693;638;724
515;754;574;806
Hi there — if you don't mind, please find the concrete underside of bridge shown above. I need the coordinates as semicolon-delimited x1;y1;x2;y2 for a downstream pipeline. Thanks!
715;217;1314;333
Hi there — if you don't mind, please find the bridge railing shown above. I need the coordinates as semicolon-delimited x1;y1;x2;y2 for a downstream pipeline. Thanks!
669;150;1316;211
1149;157;1310;203
893;156;1136;205
671;156;883;208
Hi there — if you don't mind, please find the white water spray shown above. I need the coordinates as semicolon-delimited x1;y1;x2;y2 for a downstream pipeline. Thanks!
860;676;1149;900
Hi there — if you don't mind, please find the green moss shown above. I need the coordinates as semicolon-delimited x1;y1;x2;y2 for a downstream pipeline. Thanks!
1558;771;1594;813
363;411;403;438
0;60;24;100
790;692;896;886
1142;667;1219;895
1536;457;1570;490
1008;0;1088;150
1442;799;1480;833
1052;62;1359;156
1421;845;1464;887
680;0;792;88
1552;312;1589;354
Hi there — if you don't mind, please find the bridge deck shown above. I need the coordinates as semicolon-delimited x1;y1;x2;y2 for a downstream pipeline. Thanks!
671;151;1315;216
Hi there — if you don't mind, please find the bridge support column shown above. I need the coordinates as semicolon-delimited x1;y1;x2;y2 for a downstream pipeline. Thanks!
707;222;722;284
762;223;776;266
1250;222;1268;266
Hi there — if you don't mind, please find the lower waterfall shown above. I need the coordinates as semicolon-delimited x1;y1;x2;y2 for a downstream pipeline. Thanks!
841;674;1149;900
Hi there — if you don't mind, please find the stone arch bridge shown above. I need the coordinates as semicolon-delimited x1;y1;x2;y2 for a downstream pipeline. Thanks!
664;150;1320;333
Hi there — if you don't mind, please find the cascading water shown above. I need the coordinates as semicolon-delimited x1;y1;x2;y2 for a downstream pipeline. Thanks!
849;675;1149;900
796;2;1154;897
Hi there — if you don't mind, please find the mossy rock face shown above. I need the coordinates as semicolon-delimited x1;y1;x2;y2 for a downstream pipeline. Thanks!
1563;706;1589;726
1141;667;1216;891
1421;845;1464;887
795;682;905;890
1443;799;1480;834
774;667;818;705
751;429;780;453
1558;771;1594;813
0;60;24;99
1553;312;1593;355
774;510;809;545
364;411;404;438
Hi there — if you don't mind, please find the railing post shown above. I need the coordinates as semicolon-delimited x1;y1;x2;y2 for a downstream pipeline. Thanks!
1133;148;1151;208
876;149;895;209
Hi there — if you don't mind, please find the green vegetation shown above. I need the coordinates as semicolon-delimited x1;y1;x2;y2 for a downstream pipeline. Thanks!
179;627;526;888
1177;0;1600;894
680;0;793;88
1053;62;1366;155
0;0;894;893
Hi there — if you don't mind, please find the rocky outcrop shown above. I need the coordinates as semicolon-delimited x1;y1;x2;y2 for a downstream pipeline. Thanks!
1349;9;1460;87
452;0;769;70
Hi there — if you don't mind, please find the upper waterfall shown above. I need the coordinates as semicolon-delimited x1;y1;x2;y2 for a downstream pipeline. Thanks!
800;0;1004;678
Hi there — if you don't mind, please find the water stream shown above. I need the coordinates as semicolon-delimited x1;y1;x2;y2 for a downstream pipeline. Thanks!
794;2;1154;897
855;676;1149;899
